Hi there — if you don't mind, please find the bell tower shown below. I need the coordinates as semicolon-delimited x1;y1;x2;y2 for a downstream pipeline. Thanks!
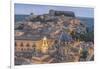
41;36;49;54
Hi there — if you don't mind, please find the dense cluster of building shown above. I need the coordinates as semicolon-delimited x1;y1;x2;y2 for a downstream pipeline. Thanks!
15;10;94;65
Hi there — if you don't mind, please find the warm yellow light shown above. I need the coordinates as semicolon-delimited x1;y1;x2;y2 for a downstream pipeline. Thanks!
41;36;49;54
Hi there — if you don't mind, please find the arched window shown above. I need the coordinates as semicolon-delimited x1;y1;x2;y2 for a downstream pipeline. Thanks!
20;42;23;47
21;48;23;51
26;43;30;47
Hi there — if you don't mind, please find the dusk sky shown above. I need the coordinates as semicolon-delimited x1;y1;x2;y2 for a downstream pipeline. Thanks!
15;4;94;18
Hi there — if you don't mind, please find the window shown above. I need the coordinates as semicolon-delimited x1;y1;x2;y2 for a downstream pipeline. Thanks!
20;42;23;47
21;48;23;51
26;43;30;47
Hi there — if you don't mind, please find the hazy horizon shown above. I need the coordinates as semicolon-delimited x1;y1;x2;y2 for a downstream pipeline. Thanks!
15;4;94;18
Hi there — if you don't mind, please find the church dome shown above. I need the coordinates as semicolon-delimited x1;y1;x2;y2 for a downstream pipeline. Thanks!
59;32;72;42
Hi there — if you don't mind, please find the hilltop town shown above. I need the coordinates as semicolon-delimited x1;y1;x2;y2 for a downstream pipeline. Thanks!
15;10;94;65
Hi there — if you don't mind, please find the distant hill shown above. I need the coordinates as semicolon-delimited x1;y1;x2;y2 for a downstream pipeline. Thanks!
15;15;94;32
